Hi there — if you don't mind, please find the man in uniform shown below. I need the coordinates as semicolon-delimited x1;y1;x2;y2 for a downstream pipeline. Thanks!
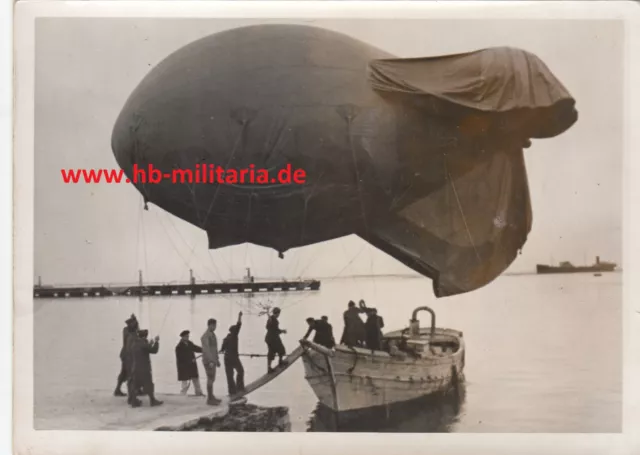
219;311;245;396
201;318;222;405
114;314;138;397
128;329;163;408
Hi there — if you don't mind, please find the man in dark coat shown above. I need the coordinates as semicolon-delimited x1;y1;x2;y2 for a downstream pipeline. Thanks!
303;316;336;349
340;301;366;347
219;311;245;395
128;329;163;408
265;307;287;373
175;330;204;396
114;314;138;397
364;308;385;351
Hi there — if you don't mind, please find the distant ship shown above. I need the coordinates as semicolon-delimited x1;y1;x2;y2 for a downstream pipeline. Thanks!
536;256;617;274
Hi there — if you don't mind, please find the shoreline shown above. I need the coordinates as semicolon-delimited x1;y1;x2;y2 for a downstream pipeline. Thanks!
35;388;289;431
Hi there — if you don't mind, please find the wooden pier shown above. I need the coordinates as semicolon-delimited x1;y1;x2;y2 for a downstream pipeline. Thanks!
33;278;321;299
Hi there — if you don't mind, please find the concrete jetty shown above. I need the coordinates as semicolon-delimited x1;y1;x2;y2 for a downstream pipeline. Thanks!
35;389;241;431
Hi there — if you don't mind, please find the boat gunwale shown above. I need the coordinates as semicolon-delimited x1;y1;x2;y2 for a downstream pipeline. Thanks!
303;346;462;368
301;327;465;368
304;372;454;384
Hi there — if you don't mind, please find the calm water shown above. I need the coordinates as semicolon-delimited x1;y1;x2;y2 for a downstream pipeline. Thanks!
34;273;622;432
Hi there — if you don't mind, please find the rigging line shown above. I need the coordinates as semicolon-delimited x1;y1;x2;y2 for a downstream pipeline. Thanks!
201;123;247;228
243;193;252;270
217;247;233;273
157;300;175;334
291;246;304;279
279;243;368;311
296;169;321;254
344;113;379;298
347;116;370;238
135;199;142;280
369;244;378;296
297;244;327;278
349;129;377;295
282;248;300;282
340;238;362;295
164;212;219;280
153;210;201;280
207;250;232;281
140;203;150;279
445;157;481;263
176;124;247;282
335;243;368;278
269;249;274;280
203;248;224;282
299;197;309;251
243;243;249;271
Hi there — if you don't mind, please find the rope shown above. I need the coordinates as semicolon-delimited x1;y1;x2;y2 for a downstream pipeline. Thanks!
445;158;481;263
195;353;270;359
140;202;149;278
346;345;359;375
278;243;368;312
344;111;380;303
165;213;219;279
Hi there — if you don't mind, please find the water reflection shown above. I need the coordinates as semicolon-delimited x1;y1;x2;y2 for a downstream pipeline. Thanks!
306;382;466;432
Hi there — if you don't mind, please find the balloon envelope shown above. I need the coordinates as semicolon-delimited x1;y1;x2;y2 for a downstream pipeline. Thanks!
111;24;577;297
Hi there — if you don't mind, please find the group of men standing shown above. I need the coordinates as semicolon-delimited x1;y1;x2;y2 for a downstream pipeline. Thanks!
113;300;384;408
300;300;385;351
113;314;164;408
114;311;249;408
172;312;247;405
340;300;385;350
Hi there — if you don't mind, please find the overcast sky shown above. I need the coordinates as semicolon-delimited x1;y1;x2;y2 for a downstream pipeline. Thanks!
33;18;623;286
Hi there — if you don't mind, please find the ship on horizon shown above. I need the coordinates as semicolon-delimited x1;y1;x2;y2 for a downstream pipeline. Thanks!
536;256;617;274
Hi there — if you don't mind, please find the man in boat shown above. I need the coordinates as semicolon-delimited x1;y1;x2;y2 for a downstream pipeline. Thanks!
364;308;385;351
201;318;222;405
219;311;245;396
340;301;366;347
303;316;336;349
175;330;205;396
114;314;138;397
128;329;163;408
265;307;287;373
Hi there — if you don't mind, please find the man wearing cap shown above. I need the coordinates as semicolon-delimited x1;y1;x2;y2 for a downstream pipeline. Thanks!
219;311;245;395
175;330;204;396
128;329;163;408
265;307;287;373
114;314;138;397
201;318;222;405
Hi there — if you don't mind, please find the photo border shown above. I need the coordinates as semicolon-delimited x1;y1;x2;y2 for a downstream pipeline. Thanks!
13;2;640;454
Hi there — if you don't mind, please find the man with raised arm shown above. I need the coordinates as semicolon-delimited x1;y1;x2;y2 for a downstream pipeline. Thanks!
220;311;245;395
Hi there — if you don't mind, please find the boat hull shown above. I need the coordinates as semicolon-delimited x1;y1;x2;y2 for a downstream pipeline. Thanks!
301;327;464;413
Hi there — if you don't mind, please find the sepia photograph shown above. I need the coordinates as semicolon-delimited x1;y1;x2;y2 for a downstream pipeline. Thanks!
12;2;640;450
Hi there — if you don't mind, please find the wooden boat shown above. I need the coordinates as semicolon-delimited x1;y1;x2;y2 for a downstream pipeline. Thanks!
300;306;465;413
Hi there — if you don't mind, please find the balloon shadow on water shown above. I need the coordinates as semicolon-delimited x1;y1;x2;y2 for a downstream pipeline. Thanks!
306;381;467;432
